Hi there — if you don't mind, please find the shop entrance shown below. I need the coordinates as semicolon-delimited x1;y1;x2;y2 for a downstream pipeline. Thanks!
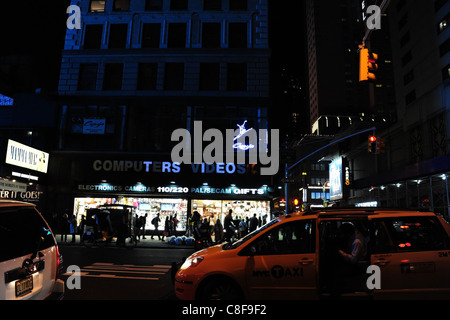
73;197;188;233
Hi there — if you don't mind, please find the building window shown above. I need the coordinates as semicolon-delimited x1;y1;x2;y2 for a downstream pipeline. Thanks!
439;38;450;57
204;0;221;10
399;32;410;47
103;63;123;90
311;191;329;200
228;23;247;48
78;64;98;90
395;0;406;13
146;0;163;10
113;0;130;11
398;13;408;30
142;23;161;48
310;176;328;185
137;63;158;90
167;23;187;48
108;24;128;48
227;63;246;91
164;63;184;90
229;0;247;10
202;23;221;48
170;0;188;10
83;24;103;49
401;50;412;67
403;69;414;85
405;89;416;105
199;63;220;91
89;0;106;12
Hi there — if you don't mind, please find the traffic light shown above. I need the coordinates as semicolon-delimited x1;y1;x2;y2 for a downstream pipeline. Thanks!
359;48;378;82
293;198;299;206
368;135;377;153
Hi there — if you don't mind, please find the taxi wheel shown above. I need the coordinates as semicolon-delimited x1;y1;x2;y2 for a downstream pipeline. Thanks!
198;277;244;300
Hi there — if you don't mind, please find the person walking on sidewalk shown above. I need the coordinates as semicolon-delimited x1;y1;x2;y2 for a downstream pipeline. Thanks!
162;216;170;241
70;214;77;243
151;213;161;240
61;213;70;242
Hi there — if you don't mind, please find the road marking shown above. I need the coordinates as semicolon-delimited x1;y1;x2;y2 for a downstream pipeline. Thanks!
62;263;171;281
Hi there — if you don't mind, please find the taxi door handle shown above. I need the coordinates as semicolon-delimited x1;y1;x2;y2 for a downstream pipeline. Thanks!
299;258;313;265
374;258;390;266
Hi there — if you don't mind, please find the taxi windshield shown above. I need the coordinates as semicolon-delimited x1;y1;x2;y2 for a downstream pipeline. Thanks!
223;218;280;250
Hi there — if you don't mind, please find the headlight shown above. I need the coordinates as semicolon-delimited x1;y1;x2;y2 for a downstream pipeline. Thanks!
180;256;204;270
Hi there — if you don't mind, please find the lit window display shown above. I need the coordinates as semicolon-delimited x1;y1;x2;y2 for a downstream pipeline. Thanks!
191;199;270;225
73;197;187;231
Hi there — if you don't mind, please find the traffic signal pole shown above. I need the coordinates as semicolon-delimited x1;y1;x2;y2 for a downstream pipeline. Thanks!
285;126;376;215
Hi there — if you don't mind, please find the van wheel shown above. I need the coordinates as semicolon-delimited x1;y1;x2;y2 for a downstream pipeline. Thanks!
198;277;244;300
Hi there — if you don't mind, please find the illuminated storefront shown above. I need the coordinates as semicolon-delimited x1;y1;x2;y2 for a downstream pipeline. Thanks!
48;153;273;233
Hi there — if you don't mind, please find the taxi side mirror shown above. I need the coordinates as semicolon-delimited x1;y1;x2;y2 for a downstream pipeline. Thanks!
249;246;257;256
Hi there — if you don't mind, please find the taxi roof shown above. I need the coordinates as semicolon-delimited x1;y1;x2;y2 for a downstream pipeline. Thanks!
284;207;436;220
0;199;36;208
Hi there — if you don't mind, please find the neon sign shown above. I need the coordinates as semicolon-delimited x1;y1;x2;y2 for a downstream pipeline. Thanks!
233;121;255;151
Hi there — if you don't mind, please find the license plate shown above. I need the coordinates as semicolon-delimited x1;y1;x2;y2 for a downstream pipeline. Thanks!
15;276;33;297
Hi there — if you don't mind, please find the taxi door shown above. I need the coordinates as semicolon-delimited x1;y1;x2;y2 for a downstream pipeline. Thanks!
243;219;318;299
370;216;450;299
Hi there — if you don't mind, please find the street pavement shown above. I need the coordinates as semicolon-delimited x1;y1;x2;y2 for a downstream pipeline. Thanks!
56;233;195;249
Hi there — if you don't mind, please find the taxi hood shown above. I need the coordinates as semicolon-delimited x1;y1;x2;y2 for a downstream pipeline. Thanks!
192;243;225;257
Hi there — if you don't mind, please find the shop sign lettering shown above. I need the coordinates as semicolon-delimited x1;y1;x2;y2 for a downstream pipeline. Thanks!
0;190;43;201
77;184;267;196
92;160;247;175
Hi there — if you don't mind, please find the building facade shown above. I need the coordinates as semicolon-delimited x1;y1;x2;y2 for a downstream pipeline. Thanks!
50;0;273;230
342;0;450;218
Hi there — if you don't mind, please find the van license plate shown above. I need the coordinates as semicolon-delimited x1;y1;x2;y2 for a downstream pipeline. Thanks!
16;276;33;297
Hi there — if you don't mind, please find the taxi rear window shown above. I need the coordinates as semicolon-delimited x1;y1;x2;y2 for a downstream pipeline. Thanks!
373;216;450;253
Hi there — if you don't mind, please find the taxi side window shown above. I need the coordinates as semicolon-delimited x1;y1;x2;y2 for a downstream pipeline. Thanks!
248;220;315;255
373;217;450;253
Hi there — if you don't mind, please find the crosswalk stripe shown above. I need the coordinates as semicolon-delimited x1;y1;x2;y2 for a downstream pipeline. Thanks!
61;263;171;281
81;268;166;275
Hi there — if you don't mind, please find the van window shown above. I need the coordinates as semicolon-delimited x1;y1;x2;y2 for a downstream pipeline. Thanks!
247;220;315;255
373;217;450;253
0;207;56;262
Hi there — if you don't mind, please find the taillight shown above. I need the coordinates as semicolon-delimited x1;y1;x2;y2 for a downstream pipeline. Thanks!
55;245;62;278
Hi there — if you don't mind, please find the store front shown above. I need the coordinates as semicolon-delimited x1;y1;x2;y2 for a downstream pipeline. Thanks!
48;153;274;234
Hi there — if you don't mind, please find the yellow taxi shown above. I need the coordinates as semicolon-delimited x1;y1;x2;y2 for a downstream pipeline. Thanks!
174;208;450;300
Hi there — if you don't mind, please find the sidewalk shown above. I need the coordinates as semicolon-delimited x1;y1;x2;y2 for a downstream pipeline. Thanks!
55;234;196;249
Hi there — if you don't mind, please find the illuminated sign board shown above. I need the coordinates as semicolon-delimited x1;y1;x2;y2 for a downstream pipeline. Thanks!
77;183;268;196
329;158;343;201
83;118;106;134
5;140;49;173
92;160;247;175
0;179;27;192
0;93;14;106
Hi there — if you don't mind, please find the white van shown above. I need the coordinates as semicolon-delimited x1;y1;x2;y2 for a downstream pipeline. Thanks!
0;200;64;300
